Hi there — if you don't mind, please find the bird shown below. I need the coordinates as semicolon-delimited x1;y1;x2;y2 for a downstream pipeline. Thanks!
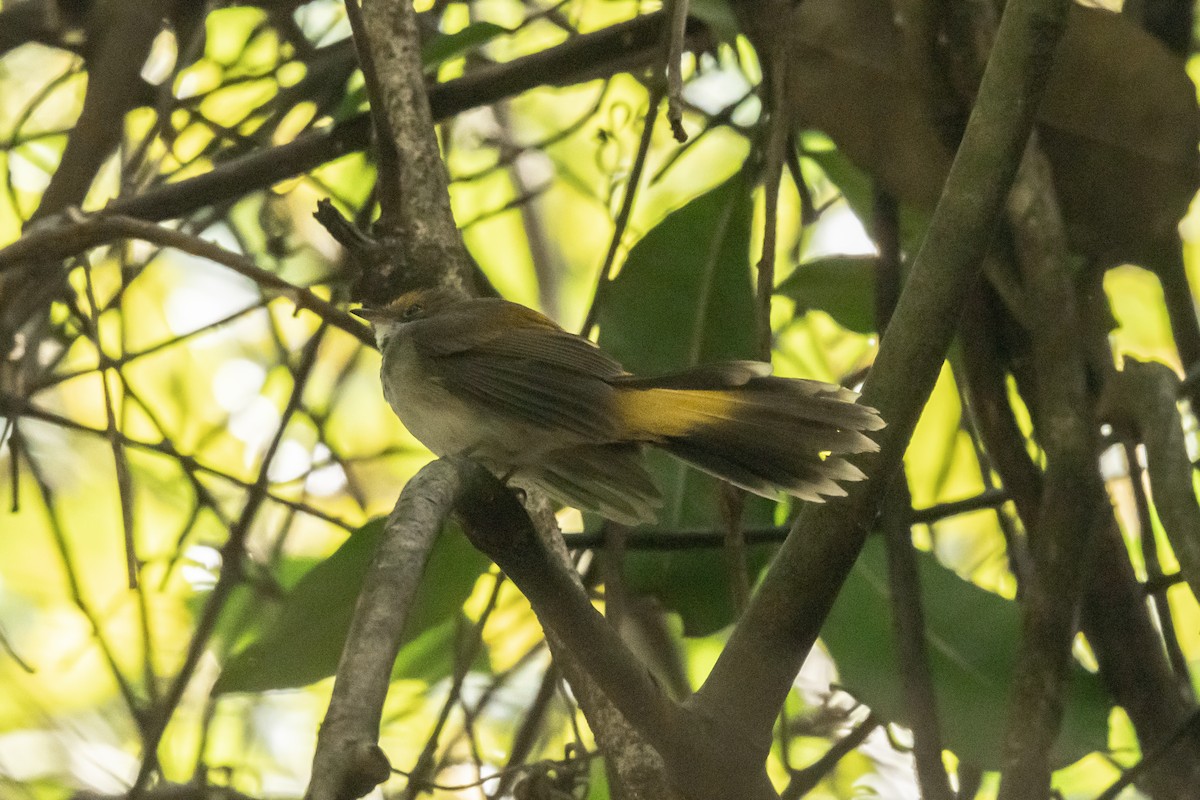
353;287;885;525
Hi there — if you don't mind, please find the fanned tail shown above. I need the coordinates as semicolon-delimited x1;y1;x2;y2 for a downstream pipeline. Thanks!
615;363;884;503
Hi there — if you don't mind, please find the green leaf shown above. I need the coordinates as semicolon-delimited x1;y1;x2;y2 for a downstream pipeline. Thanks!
391;614;491;684
776;255;876;334
421;22;509;70
215;518;490;693
822;536;1112;768
687;0;740;43
597;174;776;635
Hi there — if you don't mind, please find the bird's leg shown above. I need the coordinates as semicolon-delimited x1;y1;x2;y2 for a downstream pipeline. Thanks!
454;446;528;503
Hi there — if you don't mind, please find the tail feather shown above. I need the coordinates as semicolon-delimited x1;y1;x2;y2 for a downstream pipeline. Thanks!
616;370;884;503
665;439;852;503
520;443;662;525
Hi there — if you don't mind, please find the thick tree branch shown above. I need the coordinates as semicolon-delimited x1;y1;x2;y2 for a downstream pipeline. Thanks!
306;460;465;800
353;0;472;300
996;140;1100;800
690;0;1070;755
453;460;776;800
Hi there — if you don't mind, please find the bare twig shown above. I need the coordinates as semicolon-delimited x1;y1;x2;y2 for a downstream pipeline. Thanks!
30;0;165;219
1121;436;1194;699
1095;710;1200;800
580;85;664;338
559;488;1011;550
19;442;145;731
88;12;708;228
872;181;953;800
79;263;139;590
663;0;691;142
0;621;33;673
131;324;328;797
781;712;880;800
494;665;562;797
755;23;792;358
882;481;954;800
400;574;505;799
0;214;371;346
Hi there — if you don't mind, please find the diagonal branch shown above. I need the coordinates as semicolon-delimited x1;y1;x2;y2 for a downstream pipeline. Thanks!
306;459;467;800
31;0;166;220
92;12;709;227
690;0;1070;756
0;214;371;346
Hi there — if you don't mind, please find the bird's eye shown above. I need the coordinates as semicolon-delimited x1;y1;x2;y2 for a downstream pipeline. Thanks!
403;303;424;319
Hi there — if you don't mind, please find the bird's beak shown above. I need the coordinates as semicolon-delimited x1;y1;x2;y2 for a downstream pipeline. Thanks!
351;306;384;323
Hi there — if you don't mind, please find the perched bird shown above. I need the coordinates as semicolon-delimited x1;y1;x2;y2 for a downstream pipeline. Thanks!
354;288;884;525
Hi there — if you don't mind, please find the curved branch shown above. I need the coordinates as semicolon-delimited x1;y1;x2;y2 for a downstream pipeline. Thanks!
306;459;465;800
452;459;777;800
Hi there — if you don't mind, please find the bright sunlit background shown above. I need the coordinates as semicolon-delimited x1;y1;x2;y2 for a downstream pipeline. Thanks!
0;0;1197;798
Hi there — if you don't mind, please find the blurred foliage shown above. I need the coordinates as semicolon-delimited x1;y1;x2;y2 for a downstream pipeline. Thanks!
0;1;1197;800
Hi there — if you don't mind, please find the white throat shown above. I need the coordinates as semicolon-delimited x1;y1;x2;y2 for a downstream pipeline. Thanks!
372;320;406;351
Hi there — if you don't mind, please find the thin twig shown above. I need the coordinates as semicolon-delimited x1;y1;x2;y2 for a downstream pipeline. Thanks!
401;574;505;799
1094;709;1200;800
755;26;791;358
882;480;954;800
1;395;353;531
580;84;664;337
1123;437;1194;699
663;0;691;142
0;622;34;673
782;712;881;800
80;262;139;589
494;664;561;797
560;488;1010;550
130;324;329;797
19;443;145;732
0;214;371;346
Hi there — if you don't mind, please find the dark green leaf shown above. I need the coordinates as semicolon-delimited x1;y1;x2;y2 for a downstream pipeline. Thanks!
776;255;876;334
391;614;491;684
822;536;1111;768
215;518;490;693
597;174;776;635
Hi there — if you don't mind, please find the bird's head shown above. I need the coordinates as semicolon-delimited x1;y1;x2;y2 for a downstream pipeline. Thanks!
352;287;464;349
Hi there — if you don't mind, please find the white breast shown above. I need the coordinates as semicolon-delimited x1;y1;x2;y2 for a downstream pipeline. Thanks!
380;335;484;457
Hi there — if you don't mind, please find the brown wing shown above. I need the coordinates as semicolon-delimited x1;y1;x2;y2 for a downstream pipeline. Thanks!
413;298;625;441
